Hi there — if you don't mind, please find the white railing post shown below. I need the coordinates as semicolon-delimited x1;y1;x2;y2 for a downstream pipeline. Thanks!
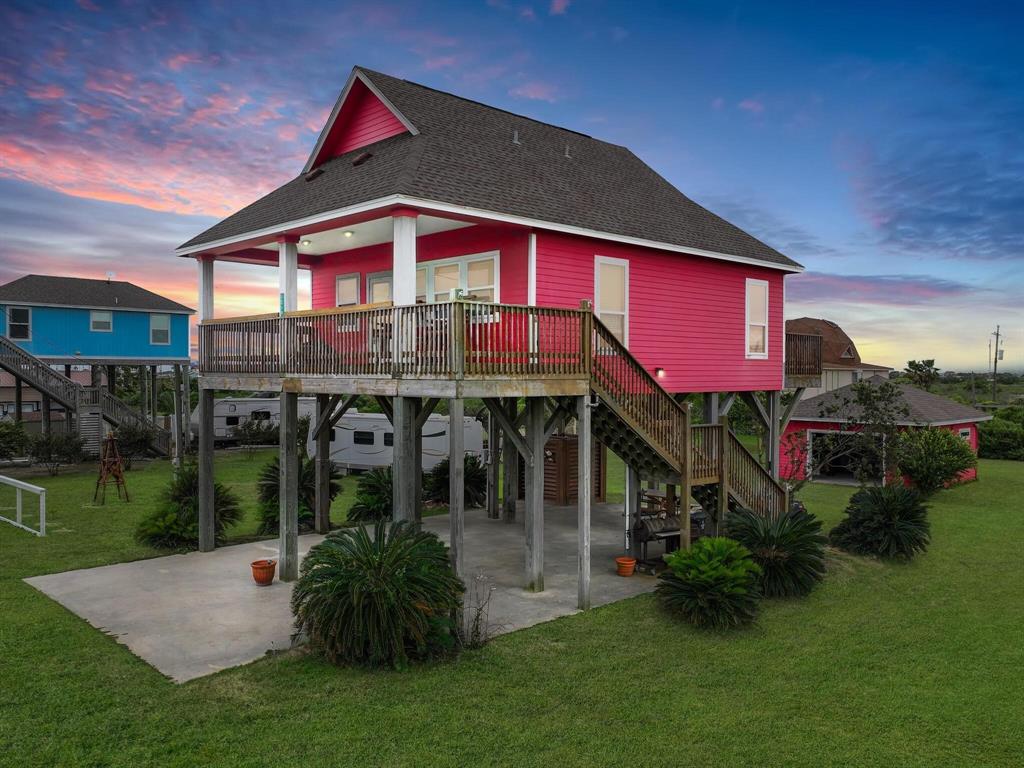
39;490;45;537
1;475;47;536
16;487;22;525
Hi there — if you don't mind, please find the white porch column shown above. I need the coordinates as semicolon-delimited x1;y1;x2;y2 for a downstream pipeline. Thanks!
197;256;214;322
277;235;299;314
392;209;418;306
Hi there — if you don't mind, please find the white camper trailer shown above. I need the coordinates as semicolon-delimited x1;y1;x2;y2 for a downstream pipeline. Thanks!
189;396;317;443
309;410;484;472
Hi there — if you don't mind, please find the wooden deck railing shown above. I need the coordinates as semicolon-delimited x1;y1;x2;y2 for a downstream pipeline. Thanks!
690;424;722;484
200;301;589;380
590;316;689;471
785;332;823;377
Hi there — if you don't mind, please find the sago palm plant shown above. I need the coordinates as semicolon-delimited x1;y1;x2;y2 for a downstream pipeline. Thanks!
830;486;930;560
724;508;828;598
291;521;464;668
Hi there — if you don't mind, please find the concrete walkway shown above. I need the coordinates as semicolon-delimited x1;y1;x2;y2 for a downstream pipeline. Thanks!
26;502;655;682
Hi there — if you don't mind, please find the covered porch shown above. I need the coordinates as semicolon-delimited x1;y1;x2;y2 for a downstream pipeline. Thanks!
26;501;655;683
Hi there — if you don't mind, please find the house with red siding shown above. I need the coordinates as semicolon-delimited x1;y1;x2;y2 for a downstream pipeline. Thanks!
781;376;991;485
178;66;822;607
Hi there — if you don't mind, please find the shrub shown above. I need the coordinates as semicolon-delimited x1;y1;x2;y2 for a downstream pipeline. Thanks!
0;421;27;461
114;421;155;469
135;461;243;549
724;508;827;598
895;428;977;496
829;486;930;560
978;419;1024;461
656;537;762;629
423;455;488;507
27;432;84;475
347;466;393;522
255;455;342;535
292;521;464;668
233;419;280;455
994;405;1024;427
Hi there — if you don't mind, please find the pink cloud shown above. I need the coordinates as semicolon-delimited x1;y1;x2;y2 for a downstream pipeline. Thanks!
424;55;457;70
550;0;570;14
509;81;559;102
26;84;65;100
166;52;204;72
185;91;249;128
277;124;300;142
711;96;724;110
76;0;100;11
75;102;111;120
738;98;765;114
787;272;970;306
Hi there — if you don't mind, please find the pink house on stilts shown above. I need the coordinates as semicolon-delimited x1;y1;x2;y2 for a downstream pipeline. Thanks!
178;66;822;607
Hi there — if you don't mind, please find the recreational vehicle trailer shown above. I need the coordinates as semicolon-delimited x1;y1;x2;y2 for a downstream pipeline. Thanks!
310;411;483;473
189;396;317;443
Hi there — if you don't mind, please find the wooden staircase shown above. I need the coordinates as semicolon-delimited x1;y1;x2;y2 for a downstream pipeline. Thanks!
587;316;787;522
0;335;171;456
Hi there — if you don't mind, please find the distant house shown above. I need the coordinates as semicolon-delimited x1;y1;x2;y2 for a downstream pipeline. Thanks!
0;275;192;365
785;318;890;398
781;376;992;484
0;275;194;455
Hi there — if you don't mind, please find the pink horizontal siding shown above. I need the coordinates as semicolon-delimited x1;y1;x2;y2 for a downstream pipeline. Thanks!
780;420;981;484
316;79;407;164
311;225;529;308
534;231;785;393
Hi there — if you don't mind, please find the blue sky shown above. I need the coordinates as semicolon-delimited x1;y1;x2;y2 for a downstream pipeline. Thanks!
0;0;1021;370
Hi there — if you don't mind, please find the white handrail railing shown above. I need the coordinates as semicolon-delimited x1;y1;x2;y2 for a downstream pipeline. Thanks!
0;475;46;536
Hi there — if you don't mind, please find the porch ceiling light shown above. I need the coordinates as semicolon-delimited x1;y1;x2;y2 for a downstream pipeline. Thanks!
343;231;354;238
655;367;665;378
300;239;312;246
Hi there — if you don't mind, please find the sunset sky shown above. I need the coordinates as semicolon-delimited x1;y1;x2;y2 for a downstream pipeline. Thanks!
1;0;1021;372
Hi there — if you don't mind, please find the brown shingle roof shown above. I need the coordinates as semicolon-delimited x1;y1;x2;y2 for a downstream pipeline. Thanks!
785;317;890;370
0;275;193;313
791;376;992;426
179;67;802;270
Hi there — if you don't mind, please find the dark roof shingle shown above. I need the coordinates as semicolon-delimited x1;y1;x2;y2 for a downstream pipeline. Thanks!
0;275;194;313
179;67;801;269
791;376;991;426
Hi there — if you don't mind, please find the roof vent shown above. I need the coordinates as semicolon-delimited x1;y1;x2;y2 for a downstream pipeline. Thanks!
304;167;324;182
512;129;521;145
352;151;373;167
564;144;572;159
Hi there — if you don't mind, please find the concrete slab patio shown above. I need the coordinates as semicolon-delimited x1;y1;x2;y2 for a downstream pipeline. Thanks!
26;501;656;682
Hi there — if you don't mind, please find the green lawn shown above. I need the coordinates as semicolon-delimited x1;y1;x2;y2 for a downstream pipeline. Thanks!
2;457;1022;767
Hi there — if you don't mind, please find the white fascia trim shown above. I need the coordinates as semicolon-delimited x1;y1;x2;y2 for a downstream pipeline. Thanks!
789;415;994;427
34;355;192;362
301;70;419;175
176;194;805;274
0;301;193;315
527;232;537;306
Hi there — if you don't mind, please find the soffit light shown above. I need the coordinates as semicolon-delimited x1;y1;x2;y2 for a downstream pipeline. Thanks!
343;231;354;238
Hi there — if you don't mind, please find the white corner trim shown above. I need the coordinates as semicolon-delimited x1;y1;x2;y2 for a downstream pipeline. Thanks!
527;232;537;306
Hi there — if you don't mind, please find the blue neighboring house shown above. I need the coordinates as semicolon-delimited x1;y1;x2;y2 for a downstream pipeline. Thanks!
0;274;193;364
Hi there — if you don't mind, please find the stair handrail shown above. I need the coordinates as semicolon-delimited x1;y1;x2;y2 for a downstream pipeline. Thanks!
0;335;80;408
588;312;690;472
725;430;787;520
97;389;172;455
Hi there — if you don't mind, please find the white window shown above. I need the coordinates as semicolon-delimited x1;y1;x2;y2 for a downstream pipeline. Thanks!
6;306;30;340
335;274;360;308
595;256;629;345
90;310;113;332
150;314;170;345
745;279;769;358
413;252;499;304
367;272;392;304
958;428;972;442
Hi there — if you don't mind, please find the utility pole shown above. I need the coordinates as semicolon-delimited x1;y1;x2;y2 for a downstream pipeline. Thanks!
991;325;1002;403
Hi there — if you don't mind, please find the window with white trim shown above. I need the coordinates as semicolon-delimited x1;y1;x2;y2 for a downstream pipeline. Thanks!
367;272;392;304
958;428;972;442
413;252;499;304
595;256;628;345
335;274;359;308
7;306;31;340
745;279;769;358
150;314;170;345
90;310;113;332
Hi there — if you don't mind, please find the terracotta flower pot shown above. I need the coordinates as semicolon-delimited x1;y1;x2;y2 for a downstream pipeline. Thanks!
251;559;277;586
615;556;636;577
